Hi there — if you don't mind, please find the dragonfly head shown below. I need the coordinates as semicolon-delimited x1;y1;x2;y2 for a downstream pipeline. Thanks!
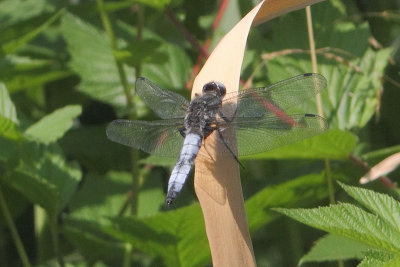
202;81;226;97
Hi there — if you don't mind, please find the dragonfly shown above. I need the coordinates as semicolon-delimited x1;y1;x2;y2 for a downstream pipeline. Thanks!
106;73;328;207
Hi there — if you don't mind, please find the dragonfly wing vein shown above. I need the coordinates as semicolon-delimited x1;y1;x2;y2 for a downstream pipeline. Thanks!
136;77;189;119
219;73;327;118
106;119;184;157
215;114;328;157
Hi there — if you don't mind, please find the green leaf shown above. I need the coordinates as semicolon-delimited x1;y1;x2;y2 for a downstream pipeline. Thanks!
60;126;131;173
322;47;392;130
0;83;21;140
104;0;171;10
69;171;132;224
141;43;191;90
0;138;19;161
253;0;392;130
0;117;21;141
339;182;400;233
246;172;329;232
358;250;400;267
241;129;357;160
24;105;82;144
1;55;72;93
2;9;64;54
5;151;81;218
115;39;168;65
62;220;125;263
275;202;400;253
0;83;18;124
0;0;55;30
139;154;176;167
362;145;400;161
7;162;60;218
61;12;132;108
69;169;165;219
299;234;371;265
104;205;211;267
136;168;166;217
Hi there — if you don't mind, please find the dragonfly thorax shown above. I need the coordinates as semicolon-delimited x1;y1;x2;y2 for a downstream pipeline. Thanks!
183;87;225;138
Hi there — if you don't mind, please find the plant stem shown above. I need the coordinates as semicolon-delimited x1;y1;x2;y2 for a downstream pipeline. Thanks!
306;5;341;266
96;0;139;216
49;217;64;267
122;242;133;267
305;6;335;204
96;0;132;107
0;187;31;267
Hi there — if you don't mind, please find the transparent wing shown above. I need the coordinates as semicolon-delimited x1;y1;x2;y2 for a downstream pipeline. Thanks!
106;119;184;157
218;73;327;118
136;77;189;119
214;113;328;157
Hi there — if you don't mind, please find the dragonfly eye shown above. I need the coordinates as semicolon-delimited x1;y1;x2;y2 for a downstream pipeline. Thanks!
202;82;226;97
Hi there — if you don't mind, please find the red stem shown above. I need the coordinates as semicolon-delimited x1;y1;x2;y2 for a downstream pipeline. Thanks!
349;154;395;189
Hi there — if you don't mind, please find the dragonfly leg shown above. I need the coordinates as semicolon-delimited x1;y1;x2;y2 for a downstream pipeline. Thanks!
216;128;244;169
202;137;216;162
178;126;186;137
218;108;237;123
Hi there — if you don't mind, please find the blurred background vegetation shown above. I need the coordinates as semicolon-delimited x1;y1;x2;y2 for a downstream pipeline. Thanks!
0;0;399;266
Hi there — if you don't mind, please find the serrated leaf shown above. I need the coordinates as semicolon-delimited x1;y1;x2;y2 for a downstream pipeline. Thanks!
299;234;371;265
61;12;132;107
339;182;400;233
358;250;399;267
242;129;357;160
275;202;400;253
24;105;81;144
246;172;329;231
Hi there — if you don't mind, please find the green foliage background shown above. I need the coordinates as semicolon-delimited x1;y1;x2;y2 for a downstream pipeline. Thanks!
0;0;399;266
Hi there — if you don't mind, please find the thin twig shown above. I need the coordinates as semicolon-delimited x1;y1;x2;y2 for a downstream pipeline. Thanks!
165;8;209;58
0;187;31;267
306;6;336;205
96;0;132;107
185;0;229;89
97;0;139;217
49;217;64;267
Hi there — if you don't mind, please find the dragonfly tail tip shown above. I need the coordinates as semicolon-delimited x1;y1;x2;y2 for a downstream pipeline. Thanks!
165;198;174;208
